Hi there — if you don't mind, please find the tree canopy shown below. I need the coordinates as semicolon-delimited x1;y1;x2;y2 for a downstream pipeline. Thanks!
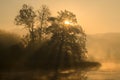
37;10;87;70
15;4;36;46
14;4;101;71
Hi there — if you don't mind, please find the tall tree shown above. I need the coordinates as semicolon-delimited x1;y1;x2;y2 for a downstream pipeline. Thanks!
15;4;36;46
37;5;51;42
46;10;87;80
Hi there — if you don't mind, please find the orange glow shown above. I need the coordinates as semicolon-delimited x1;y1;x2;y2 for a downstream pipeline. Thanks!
64;20;71;25
101;62;117;70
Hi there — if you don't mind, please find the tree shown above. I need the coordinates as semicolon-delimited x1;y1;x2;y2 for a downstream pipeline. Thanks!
14;5;101;79
45;10;87;80
37;5;51;42
15;4;36;46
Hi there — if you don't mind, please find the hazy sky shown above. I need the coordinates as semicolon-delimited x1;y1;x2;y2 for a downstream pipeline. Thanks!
0;0;120;34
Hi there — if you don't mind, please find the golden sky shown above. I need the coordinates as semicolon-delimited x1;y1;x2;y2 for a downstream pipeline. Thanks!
0;0;120;34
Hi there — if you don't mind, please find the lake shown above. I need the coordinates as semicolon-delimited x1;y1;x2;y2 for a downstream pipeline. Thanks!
0;67;120;80
88;70;120;80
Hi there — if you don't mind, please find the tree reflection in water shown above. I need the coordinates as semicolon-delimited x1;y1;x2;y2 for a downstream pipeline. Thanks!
58;70;88;80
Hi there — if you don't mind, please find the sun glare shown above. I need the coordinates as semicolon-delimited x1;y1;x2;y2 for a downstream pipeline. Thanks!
64;20;70;25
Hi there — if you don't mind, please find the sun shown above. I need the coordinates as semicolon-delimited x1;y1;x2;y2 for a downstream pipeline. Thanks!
64;20;70;25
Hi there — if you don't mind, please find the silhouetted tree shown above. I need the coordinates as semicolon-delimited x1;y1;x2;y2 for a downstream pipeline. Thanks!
46;10;87;80
15;4;36;46
13;5;101;80
37;5;51;42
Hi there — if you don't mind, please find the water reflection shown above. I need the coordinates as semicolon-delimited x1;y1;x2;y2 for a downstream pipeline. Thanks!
54;70;88;80
87;70;120;80
0;70;88;80
1;69;120;80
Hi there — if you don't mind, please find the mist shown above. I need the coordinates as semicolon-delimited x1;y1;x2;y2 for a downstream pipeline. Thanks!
87;33;120;70
0;30;21;47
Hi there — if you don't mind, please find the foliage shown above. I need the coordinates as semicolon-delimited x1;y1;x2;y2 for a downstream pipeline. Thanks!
47;10;87;63
15;4;51;47
57;10;77;25
0;4;102;80
27;10;88;71
14;4;88;69
15;4;36;46
1;4;101;73
37;5;51;41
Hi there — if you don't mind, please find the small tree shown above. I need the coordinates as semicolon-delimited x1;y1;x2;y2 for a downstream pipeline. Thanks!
15;4;36;46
